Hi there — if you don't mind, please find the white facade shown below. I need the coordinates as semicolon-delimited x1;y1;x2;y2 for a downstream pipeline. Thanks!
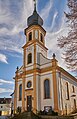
14;50;77;115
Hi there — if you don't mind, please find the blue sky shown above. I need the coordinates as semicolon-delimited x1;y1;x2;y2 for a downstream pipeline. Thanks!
0;0;69;98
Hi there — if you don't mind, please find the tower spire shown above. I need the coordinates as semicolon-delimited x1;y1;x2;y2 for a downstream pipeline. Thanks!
33;0;36;11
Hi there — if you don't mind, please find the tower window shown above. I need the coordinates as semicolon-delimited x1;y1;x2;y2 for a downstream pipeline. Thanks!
27;53;32;64
29;32;32;41
40;33;43;43
44;79;50;99
19;84;22;101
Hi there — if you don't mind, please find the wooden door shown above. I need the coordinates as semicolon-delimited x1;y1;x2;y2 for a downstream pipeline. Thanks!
27;95;32;112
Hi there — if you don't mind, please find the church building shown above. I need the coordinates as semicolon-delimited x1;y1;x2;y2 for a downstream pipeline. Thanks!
14;2;77;115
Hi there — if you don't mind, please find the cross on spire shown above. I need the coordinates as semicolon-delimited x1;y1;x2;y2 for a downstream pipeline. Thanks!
33;0;36;11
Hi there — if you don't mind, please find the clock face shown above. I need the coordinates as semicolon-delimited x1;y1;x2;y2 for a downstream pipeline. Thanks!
27;81;32;88
35;30;38;39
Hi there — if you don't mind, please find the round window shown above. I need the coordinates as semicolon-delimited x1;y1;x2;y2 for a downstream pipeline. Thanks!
27;81;32;88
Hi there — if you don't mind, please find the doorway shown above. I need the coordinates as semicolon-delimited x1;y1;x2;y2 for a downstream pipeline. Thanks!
27;95;32;112
0;111;2;116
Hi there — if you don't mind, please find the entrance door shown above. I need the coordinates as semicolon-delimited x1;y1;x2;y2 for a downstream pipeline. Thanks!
0;111;1;116
27;95;32;112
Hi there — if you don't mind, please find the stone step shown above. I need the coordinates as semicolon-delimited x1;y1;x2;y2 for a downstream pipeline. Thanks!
11;111;40;119
40;115;74;119
10;112;76;119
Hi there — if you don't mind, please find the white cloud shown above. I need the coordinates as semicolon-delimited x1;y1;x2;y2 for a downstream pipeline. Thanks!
0;79;14;84
0;83;3;85
45;13;70;70
0;88;13;93
50;11;58;30
0;79;14;94
0;54;8;64
40;0;53;21
0;0;11;24
0;0;34;54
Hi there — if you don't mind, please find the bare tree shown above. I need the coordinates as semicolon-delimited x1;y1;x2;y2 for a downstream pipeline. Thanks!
58;0;77;71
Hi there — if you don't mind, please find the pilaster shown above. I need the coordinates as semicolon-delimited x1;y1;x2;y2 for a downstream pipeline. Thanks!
33;43;37;113
52;54;58;112
22;68;25;112
52;68;58;112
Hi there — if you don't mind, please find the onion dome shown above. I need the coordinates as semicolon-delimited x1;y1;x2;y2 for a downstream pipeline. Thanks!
27;1;43;27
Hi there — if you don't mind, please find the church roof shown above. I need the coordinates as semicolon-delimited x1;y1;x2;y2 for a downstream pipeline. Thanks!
0;98;11;104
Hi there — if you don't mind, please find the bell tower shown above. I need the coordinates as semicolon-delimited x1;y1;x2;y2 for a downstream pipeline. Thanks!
23;0;48;67
22;1;48;112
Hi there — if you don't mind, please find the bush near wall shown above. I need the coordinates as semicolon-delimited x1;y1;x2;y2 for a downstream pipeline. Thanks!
37;110;58;116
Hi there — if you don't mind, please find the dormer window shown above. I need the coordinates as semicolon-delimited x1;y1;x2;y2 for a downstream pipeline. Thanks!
29;32;32;41
40;33;43;43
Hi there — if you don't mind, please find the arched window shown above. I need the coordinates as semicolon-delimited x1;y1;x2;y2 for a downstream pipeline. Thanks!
27;53;32;64
66;82;69;100
19;84;22;101
44;79;50;99
29;32;32;41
